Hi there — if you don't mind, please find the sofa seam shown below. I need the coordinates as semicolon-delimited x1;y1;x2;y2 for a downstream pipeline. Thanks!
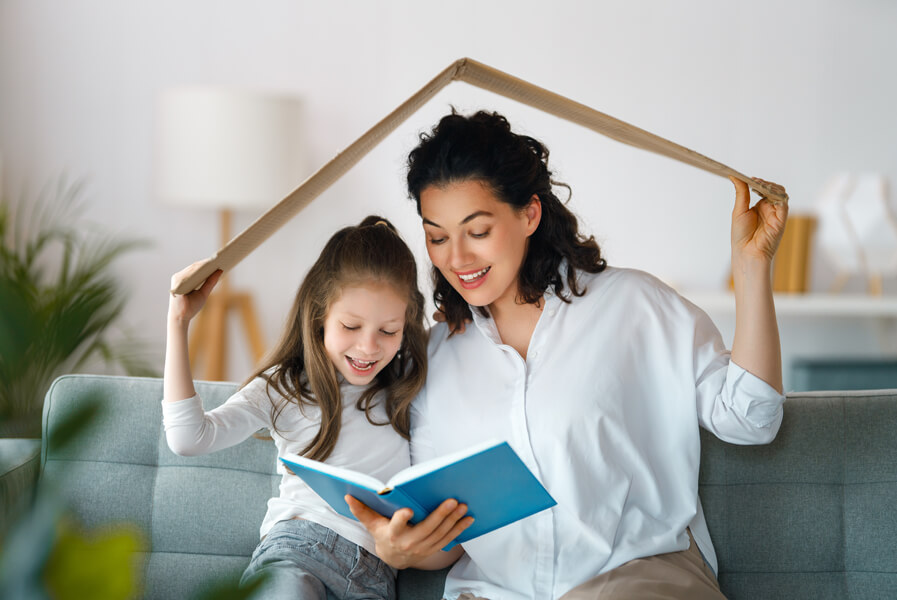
841;395;850;598
723;568;894;575
42;457;277;477
699;479;897;487
723;429;730;576
140;549;255;558
149;401;162;557
0;450;41;478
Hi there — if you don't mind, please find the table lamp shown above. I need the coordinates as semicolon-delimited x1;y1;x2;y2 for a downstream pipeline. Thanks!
155;86;303;380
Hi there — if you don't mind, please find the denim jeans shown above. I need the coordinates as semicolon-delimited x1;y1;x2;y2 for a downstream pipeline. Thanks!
240;519;397;600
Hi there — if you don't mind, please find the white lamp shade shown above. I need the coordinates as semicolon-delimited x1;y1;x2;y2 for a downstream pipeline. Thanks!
816;173;864;273
154;87;304;210
845;174;897;276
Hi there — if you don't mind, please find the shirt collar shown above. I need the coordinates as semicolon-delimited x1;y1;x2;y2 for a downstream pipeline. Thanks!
467;260;568;344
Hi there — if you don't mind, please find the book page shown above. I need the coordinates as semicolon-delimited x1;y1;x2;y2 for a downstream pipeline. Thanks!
385;438;504;490
280;452;387;493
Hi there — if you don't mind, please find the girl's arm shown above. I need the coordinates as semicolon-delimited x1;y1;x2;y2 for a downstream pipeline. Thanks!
729;177;788;393
163;268;222;402
163;268;269;456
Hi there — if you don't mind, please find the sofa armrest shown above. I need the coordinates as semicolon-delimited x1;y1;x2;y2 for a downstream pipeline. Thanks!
0;438;41;539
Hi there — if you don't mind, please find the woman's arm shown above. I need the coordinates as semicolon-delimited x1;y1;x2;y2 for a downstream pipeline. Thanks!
345;495;473;569
729;177;788;393
409;545;465;570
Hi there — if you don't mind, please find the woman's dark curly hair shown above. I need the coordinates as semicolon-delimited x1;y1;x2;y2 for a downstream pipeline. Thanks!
407;110;607;330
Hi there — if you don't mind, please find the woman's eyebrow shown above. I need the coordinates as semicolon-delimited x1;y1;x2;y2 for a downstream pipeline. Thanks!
422;211;494;228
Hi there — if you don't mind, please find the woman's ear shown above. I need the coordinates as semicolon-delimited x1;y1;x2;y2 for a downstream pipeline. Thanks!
524;195;542;236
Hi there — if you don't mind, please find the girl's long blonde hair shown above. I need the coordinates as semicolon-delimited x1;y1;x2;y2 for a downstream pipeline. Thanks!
245;216;427;462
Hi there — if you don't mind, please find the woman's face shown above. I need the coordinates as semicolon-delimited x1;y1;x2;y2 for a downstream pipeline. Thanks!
420;179;541;310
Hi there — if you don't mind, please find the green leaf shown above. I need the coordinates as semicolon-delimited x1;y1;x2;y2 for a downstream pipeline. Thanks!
0;177;158;427
43;520;145;600
45;398;101;453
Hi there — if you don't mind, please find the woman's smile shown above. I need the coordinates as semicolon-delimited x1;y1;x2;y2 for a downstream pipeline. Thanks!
456;266;491;288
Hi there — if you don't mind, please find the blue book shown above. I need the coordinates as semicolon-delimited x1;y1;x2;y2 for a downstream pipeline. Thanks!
279;439;556;549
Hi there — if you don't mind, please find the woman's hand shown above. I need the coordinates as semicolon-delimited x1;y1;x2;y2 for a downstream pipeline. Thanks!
168;267;222;327
345;495;473;569
730;177;788;264
729;177;787;393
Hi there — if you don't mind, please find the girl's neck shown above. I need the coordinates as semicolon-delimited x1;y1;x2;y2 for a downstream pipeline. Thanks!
488;295;544;361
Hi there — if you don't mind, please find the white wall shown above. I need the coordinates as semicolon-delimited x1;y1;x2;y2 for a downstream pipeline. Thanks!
1;0;896;388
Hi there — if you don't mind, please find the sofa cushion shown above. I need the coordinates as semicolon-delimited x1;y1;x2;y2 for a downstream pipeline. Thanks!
699;389;897;599
0;438;41;539
42;375;279;598
40;376;897;599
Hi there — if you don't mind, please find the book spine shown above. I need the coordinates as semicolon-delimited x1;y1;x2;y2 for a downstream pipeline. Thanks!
383;488;430;524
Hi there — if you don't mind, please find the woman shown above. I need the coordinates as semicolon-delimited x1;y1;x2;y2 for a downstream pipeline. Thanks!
348;111;788;599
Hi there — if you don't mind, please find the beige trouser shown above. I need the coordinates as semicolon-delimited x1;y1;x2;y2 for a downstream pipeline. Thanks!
455;529;726;600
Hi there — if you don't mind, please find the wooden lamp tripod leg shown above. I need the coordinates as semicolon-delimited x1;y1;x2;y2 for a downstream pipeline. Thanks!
187;209;266;381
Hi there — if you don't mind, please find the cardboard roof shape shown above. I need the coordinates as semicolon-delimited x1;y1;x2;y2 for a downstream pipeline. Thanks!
171;57;788;295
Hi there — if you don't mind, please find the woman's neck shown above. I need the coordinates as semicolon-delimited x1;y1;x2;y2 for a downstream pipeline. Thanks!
489;295;544;361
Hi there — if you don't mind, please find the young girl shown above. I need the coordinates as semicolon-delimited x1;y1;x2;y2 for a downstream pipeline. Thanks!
163;216;428;600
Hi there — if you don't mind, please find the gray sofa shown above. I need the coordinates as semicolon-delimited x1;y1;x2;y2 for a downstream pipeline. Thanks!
4;374;897;599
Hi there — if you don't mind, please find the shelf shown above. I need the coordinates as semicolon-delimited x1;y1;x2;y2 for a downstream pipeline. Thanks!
681;291;897;318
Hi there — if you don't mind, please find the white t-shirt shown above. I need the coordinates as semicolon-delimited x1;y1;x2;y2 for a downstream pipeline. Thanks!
411;266;785;600
162;374;410;553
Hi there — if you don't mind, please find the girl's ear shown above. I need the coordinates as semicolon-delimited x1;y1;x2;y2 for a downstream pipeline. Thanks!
524;195;542;237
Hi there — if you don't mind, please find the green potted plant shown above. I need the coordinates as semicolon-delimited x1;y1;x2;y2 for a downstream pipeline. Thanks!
0;178;158;437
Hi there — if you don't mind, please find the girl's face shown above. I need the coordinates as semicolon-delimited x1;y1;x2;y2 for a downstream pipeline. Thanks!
323;281;407;386
421;179;541;311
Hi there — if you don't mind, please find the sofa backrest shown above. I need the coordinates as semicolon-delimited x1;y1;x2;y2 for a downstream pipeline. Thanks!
42;375;280;599
42;376;897;599
699;389;897;599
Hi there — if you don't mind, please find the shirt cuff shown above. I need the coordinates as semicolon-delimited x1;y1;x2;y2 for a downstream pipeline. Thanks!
161;394;203;429
727;362;786;428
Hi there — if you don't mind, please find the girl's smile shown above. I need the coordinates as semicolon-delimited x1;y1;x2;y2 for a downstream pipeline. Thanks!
345;356;377;374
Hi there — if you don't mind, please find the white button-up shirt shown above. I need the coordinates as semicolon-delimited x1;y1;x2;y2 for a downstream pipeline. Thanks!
411;266;784;599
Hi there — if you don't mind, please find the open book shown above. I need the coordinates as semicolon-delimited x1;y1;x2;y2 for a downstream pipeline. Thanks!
280;439;556;549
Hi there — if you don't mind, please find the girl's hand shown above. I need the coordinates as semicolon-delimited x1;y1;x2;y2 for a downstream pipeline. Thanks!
730;177;788;264
168;267;222;326
345;495;472;569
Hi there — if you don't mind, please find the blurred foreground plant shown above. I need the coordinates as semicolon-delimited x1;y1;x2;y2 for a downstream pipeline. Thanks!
0;178;157;436
0;397;146;600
